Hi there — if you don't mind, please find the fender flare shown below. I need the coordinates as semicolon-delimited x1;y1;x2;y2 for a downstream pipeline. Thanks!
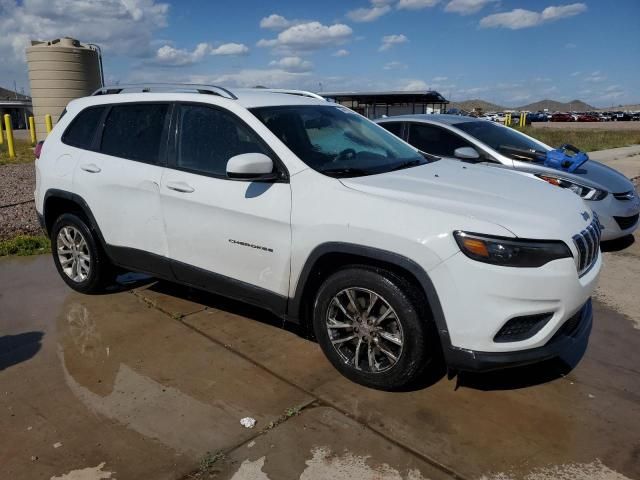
287;242;451;346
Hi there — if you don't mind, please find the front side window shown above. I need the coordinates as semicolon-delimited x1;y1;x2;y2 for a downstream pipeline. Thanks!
453;121;549;161
408;123;470;157
379;122;404;138
177;104;270;177
100;103;169;164
251;105;427;177
62;106;105;150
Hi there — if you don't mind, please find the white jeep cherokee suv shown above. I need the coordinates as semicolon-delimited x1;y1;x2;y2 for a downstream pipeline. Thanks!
35;84;601;390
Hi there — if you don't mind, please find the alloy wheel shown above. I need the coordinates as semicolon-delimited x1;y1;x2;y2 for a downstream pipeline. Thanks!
57;226;91;283
326;287;404;373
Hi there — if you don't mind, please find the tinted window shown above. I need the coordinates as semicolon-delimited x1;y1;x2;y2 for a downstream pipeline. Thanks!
177;104;269;176
62;106;104;149
453;121;548;161
379;122;403;137
408;123;470;157
100;104;169;164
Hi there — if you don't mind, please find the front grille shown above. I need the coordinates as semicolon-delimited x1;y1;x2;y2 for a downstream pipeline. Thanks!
613;190;636;201
494;313;552;343
614;213;639;231
572;218;601;276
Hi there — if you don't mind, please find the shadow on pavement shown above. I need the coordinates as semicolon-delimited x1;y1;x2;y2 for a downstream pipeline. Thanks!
456;334;588;391
601;234;635;252
0;331;44;371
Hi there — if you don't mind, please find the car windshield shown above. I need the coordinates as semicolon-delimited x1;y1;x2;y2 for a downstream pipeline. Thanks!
454;121;549;162
251;105;429;177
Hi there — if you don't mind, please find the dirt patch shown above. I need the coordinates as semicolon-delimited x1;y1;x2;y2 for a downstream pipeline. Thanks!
0;162;43;240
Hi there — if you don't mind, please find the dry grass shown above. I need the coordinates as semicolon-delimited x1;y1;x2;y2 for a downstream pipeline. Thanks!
0;139;35;165
522;128;640;152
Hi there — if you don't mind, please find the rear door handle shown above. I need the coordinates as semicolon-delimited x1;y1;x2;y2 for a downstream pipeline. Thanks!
80;163;101;173
166;181;195;193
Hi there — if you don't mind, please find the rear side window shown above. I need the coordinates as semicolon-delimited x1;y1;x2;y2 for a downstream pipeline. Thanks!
176;104;269;177
100;104;169;164
62;106;105;150
408;123;470;157
379;122;403;138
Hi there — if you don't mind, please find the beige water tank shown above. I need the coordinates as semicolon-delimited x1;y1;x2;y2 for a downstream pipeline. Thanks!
26;37;102;139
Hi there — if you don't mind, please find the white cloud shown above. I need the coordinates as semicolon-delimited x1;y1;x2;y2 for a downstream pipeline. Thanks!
0;0;170;89
444;0;497;15
585;71;606;83
571;71;581;76
152;42;248;66
269;56;313;72
480;3;587;29
210;43;249;56
384;61;407;70
432;76;448;82
401;79;429;90
347;4;391;22
258;21;353;54
397;0;440;10
259;14;293;30
191;69;311;89
565;42;577;48
332;49;350;57
379;34;408;51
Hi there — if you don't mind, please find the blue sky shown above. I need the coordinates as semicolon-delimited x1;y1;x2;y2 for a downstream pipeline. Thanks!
1;0;639;106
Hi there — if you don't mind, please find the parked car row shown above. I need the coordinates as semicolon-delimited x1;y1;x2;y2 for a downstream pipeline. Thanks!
459;110;640;123
35;85;637;390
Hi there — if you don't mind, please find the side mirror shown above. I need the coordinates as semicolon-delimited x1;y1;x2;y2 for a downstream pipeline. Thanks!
454;146;480;160
226;153;277;181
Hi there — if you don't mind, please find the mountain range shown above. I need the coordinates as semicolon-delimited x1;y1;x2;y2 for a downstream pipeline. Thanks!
449;98;598;112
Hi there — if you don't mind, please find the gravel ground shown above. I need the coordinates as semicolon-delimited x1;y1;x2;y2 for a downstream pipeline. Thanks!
0;162;43;241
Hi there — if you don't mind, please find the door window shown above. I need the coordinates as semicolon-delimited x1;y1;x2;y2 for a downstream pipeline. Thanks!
177;104;270;177
100;103;169;164
62;106;105;150
408;123;470;157
379;122;403;138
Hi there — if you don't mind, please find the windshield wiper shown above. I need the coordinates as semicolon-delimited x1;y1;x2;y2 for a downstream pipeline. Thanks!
319;167;371;178
389;159;426;172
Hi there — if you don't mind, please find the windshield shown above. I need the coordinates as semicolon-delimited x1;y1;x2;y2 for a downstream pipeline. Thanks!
251;105;428;177
454;121;549;162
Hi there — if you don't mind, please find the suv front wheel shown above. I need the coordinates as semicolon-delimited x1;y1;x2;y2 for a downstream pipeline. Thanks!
51;213;113;293
313;267;435;390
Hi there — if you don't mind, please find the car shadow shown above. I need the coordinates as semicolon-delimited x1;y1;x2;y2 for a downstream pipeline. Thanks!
455;334;588;391
144;280;306;337
601;234;635;252
0;331;44;371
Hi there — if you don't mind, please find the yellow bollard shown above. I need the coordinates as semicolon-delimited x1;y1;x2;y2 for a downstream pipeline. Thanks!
4;114;15;158
45;114;53;134
29;116;37;145
0;117;4;145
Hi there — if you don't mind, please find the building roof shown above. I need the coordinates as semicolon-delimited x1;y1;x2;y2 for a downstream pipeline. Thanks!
320;90;448;104
376;114;477;125
0;86;30;101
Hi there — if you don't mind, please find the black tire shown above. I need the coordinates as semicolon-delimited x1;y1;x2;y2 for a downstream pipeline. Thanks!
51;213;114;293
312;266;436;390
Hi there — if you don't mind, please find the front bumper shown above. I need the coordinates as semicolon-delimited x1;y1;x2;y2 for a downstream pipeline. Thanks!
444;299;592;372
593;194;640;241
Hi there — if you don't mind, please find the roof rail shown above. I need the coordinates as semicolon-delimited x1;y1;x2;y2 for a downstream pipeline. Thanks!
257;88;326;101
91;83;238;100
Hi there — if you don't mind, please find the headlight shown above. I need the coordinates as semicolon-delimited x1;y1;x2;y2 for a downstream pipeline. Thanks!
454;231;572;267
537;175;608;201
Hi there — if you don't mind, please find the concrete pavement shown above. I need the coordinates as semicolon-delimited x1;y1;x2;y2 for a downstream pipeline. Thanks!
1;243;639;480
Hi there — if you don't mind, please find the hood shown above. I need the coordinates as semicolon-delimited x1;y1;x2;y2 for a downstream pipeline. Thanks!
569;160;635;193
340;159;593;239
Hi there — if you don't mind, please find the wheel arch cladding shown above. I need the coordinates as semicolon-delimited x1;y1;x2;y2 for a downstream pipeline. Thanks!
288;242;450;345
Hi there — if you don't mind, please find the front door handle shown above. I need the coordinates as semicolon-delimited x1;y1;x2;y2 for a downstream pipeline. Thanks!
166;181;195;193
80;163;101;173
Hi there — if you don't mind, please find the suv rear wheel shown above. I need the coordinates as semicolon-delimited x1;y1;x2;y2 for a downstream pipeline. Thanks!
313;266;435;390
51;213;113;293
